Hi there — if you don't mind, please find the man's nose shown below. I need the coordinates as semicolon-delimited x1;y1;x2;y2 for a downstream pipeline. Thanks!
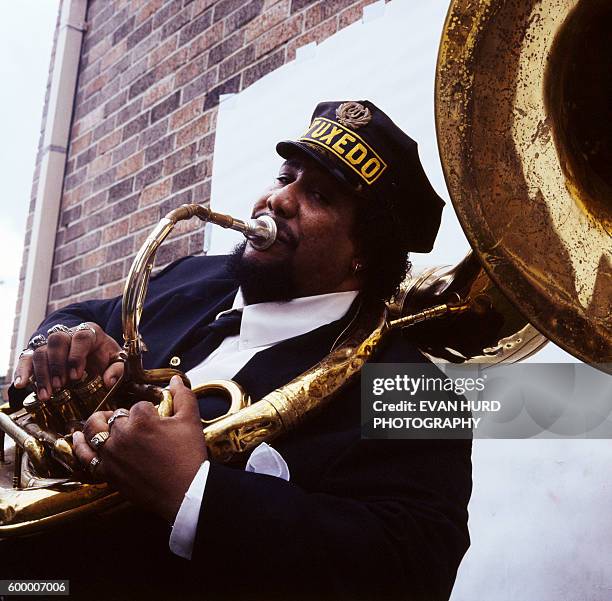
266;185;298;218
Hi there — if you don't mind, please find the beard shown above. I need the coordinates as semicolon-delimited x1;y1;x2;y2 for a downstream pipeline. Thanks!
227;241;298;304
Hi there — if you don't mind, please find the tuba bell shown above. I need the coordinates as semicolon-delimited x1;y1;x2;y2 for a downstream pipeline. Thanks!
1;0;610;536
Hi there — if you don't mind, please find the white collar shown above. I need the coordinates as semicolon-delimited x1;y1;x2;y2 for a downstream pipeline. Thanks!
217;288;359;350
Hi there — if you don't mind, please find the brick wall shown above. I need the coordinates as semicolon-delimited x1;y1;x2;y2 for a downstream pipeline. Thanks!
11;0;384;365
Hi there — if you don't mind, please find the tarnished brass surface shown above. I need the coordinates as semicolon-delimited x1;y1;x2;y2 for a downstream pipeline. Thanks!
436;0;611;366
390;252;548;364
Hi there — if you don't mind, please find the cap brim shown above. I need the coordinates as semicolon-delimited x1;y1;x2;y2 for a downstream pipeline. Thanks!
276;140;362;195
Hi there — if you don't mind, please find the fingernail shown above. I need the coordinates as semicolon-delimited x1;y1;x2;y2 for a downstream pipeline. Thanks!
52;377;61;390
38;388;49;401
171;375;181;385
13;376;21;386
70;369;78;380
109;377;117;386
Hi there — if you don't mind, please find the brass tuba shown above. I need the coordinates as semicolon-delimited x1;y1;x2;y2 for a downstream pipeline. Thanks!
1;0;610;536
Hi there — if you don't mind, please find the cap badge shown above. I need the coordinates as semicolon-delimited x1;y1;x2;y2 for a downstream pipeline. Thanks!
336;102;371;129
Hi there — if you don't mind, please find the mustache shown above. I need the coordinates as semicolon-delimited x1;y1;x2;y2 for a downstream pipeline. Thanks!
253;212;298;248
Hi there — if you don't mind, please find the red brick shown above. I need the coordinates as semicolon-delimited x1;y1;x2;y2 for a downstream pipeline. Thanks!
178;8;212;46
213;0;246;22
99;260;124;285
113;16;136;45
187;21;224;60
304;0;353;29
189;230;206;255
287;15;337;61
208;31;244;66
116;150;145;178
71;131;93;155
82;248;108;270
154;235;189;265
175;53;207;87
175;112;213;146
219;44;256;80
225;0;265;35
151;91;181;123
183;67;218;103
242;47;285;88
171;161;207;192
98;129;122;154
169;98;203;129
129;205;160;232
264;0;286;8
155;47;189;81
102;281;125;298
102;217;129;244
290;0;317;13
143;76;175;109
106;237;134;262
245;0;289;42
89;153;113;177
88;35;112;64
127;17;153;50
255;13;303;58
150;35;179;68
338;0;377;29
134;230;151;249
83;72;108;99
163;143;196;175
136;0;164;25
72;275;97;296
59;257;83;280
193;0;216;17
139;178;172;206
203;74;240;110
78;105;104;134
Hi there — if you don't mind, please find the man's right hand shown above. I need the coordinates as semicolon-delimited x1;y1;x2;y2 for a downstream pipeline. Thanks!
13;322;124;400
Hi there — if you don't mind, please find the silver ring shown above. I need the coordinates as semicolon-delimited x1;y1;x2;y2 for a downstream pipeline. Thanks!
47;324;73;336
72;323;97;342
28;334;48;350
18;348;34;359
107;409;130;430
89;456;101;475
89;431;110;451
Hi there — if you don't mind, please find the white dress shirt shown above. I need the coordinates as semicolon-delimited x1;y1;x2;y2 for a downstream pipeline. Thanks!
169;288;358;559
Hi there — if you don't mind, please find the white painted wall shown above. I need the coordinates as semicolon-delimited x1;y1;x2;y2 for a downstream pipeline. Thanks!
209;2;612;599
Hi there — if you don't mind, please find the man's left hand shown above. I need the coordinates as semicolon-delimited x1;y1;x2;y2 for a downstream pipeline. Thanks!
73;375;207;524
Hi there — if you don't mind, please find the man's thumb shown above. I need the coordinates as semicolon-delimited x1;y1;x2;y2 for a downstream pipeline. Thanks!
103;361;124;389
169;375;198;417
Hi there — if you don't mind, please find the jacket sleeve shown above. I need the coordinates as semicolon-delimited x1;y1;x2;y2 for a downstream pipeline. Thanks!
193;436;472;601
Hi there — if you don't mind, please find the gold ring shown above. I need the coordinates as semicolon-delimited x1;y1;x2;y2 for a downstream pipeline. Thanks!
89;456;101;475
89;431;110;451
107;409;130;431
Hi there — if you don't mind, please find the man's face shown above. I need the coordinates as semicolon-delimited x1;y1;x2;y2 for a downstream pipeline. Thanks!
232;153;360;303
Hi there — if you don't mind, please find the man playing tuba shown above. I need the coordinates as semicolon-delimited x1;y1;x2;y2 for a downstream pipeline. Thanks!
9;101;472;601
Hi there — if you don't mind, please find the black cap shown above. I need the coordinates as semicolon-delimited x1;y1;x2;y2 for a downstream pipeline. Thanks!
276;100;444;253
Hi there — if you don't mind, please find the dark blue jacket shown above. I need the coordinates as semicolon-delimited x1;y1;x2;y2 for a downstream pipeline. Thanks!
7;255;471;601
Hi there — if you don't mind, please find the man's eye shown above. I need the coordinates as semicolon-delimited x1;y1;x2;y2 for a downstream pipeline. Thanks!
276;175;290;185
310;190;329;204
